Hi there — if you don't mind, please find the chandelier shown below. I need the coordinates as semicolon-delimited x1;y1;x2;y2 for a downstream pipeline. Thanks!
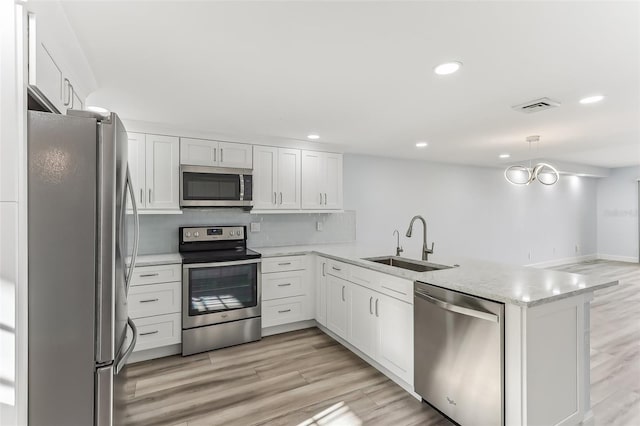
504;136;559;186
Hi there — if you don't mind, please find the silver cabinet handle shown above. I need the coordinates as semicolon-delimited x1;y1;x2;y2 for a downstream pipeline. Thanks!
322;263;326;277
139;188;143;204
148;188;152;204
332;266;341;272
278;309;291;314
369;296;373;315
279;192;283;205
278;262;291;266
320;193;323;204
213;148;217;163
139;273;159;277
63;78;71;106
139;298;159;303
324;193;327;205
140;330;158;336
341;285;345;302
375;298;379;317
220;148;224;163
277;283;291;287
415;290;499;323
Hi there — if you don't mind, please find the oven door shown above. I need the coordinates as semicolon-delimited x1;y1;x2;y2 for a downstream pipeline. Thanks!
182;259;261;329
180;165;253;207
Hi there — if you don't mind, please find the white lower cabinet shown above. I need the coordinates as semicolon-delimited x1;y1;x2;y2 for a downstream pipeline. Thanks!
315;257;328;326
261;255;313;330
326;275;350;340
376;292;414;384
348;283;378;356
131;313;181;352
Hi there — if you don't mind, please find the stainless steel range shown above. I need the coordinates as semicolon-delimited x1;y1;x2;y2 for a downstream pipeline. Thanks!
180;225;262;356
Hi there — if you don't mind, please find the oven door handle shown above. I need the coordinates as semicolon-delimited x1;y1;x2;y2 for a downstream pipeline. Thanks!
182;258;262;269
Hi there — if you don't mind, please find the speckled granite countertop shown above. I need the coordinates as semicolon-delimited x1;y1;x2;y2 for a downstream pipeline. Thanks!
252;243;618;307
130;243;618;307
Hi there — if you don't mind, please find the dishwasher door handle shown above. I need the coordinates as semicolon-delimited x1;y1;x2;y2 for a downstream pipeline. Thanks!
415;290;499;323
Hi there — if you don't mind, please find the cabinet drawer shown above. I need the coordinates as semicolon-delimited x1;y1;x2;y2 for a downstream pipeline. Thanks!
378;274;413;303
262;271;305;301
326;259;349;280
262;297;305;328
349;266;380;291
128;282;181;319
131;264;181;286
262;255;306;273
131;313;181;352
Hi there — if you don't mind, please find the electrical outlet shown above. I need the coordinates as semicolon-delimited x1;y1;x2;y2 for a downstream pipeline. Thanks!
250;222;260;232
316;221;323;232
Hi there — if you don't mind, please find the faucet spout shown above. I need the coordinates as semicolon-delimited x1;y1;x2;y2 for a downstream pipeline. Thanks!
405;215;434;261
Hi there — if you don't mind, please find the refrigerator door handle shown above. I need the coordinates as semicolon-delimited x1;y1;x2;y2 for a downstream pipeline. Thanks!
115;317;137;375
95;365;114;426
125;168;139;295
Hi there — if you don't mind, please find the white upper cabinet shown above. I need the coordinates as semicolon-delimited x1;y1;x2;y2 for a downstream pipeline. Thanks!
180;138;252;169
253;146;278;209
219;142;252;169
277;148;301;209
253;146;301;210
301;151;343;210
180;138;217;167
127;132;146;209
27;12;87;114
145;134;180;210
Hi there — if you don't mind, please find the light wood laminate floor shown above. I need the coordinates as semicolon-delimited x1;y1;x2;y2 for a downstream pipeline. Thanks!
120;260;639;426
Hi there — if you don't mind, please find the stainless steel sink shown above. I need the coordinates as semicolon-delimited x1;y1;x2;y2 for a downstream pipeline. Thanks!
364;256;453;272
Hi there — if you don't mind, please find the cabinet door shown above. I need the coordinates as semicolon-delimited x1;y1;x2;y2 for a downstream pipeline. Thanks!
349;283;377;358
301;150;323;209
28;14;65;113
127;133;146;209
315;258;327;326
145;134;180;210
70;86;84;110
277;148;301;209
326;276;349;340
219;142;252;169
377;293;414;385
180;138;217;167
323;153;343;209
253;146;278;209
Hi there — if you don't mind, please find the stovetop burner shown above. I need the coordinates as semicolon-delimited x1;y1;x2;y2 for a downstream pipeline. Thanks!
178;225;261;263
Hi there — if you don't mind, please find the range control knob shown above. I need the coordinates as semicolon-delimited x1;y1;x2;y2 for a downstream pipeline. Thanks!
194;231;200;237
237;230;242;236
185;231;192;238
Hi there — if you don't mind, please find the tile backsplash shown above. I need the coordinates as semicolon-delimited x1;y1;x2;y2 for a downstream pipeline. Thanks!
128;209;356;255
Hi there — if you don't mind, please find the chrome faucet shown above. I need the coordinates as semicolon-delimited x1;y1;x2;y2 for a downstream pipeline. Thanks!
393;229;403;256
406;215;434;261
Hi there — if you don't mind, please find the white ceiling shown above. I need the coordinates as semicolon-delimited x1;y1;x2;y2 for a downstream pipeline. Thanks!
61;1;640;168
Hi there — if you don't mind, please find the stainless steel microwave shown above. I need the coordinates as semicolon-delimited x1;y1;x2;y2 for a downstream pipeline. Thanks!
180;165;253;208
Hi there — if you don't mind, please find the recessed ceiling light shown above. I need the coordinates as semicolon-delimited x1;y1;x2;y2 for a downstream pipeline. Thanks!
579;95;605;104
415;142;428;148
434;61;462;75
307;134;320;140
499;154;511;159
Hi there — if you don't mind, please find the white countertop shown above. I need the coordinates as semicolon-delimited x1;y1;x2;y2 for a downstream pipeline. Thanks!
131;242;618;307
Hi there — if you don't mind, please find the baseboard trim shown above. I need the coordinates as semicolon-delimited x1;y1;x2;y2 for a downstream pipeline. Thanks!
527;254;597;268
261;320;316;337
127;343;182;364
597;254;639;263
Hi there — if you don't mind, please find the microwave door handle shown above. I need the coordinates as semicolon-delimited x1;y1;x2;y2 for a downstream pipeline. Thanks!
239;174;245;201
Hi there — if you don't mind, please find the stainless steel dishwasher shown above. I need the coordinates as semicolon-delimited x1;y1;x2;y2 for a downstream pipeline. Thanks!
414;281;504;426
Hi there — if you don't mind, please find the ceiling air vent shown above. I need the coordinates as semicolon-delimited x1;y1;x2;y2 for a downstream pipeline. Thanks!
512;97;561;114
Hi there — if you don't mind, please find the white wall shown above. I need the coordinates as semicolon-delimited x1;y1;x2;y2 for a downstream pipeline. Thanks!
344;154;598;265
597;166;640;262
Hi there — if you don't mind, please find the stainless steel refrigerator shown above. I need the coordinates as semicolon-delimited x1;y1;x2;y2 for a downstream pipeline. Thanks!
28;109;140;426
